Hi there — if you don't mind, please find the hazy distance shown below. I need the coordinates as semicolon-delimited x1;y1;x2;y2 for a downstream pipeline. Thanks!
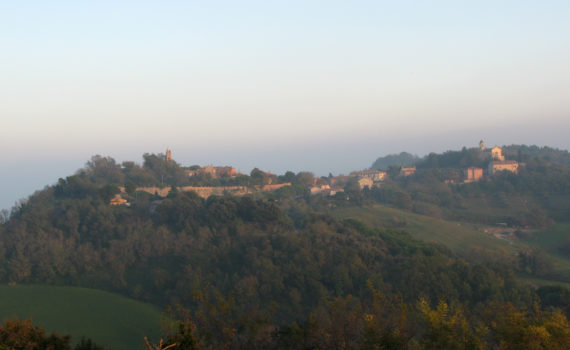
1;1;569;210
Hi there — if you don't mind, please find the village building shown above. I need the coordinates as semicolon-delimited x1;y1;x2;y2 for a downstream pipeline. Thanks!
329;188;344;196
309;184;345;196
215;166;237;177
488;160;519;175
357;177;374;190
349;169;387;182
201;166;217;177
185;169;199;177
309;184;331;195
110;194;128;206
491;146;505;161
464;167;484;182
400;167;416;177
185;165;238;178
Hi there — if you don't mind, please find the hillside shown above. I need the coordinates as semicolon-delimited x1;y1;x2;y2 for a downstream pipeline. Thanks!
330;203;517;260
1;148;569;348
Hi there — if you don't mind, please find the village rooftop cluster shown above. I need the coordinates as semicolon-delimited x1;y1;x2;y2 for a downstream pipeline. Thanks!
110;141;521;205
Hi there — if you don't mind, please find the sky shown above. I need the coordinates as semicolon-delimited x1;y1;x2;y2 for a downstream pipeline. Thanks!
1;0;570;210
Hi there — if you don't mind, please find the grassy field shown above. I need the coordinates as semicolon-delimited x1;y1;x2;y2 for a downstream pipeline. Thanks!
520;223;570;251
0;285;162;350
331;204;518;259
331;204;570;286
518;223;570;281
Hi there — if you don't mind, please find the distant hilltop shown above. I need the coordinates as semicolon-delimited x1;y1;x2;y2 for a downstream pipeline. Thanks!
371;142;570;171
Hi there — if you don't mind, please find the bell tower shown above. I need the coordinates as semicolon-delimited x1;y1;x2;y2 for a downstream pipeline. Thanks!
165;148;172;162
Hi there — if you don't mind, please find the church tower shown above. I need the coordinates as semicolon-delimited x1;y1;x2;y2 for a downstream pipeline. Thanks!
165;148;172;162
479;140;486;151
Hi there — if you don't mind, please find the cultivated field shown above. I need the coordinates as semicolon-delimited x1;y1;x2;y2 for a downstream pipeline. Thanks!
0;285;162;350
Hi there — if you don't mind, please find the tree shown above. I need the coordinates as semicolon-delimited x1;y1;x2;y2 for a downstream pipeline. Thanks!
74;337;105;350
0;318;72;350
98;184;120;203
418;299;485;350
124;181;137;196
83;155;124;184
250;168;267;185
294;172;314;186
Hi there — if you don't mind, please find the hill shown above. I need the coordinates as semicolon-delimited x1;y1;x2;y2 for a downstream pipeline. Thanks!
370;152;420;170
1;149;569;348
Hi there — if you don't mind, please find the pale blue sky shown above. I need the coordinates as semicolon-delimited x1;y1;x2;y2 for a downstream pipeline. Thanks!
1;1;570;210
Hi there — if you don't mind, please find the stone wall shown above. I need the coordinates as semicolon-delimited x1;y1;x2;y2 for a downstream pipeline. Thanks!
126;183;291;199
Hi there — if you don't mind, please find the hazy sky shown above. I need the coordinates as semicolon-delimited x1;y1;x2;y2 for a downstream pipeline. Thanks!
1;1;570;210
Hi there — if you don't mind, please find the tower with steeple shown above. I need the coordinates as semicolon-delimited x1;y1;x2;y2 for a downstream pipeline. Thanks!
165;148;172;162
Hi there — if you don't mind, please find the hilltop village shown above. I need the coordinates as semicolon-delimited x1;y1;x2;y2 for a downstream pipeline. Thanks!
110;141;522;205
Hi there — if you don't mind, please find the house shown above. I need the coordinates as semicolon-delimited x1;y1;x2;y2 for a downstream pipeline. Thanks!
185;165;238;178
329;188;344;196
309;184;344;196
400;167;416;177
464;167;484;182
201;166;217;177
309;184;331;195
110;194;128;206
357;177;374;190
488;160;519;175
349;169;387;182
215;166;237;177
185;169;199;177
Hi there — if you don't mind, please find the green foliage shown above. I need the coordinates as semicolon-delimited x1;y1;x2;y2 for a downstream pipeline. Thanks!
98;184;120;203
73;337;105;350
418;298;485;350
537;285;570;317
419;147;487;170
1;185;534;325
0;318;72;350
517;248;555;278
83;155;125;185
124;181;137;196
370;185;413;210
371;152;420;170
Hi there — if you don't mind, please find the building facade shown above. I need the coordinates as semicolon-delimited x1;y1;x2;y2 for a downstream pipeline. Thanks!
489;160;519;175
465;167;484;182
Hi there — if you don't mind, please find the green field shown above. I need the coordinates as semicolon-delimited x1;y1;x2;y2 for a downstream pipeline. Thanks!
0;285;162;350
331;204;517;259
520;224;570;251
331;204;570;286
518;223;570;281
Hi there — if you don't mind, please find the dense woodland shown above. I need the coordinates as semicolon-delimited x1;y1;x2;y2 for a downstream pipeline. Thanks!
1;145;570;349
